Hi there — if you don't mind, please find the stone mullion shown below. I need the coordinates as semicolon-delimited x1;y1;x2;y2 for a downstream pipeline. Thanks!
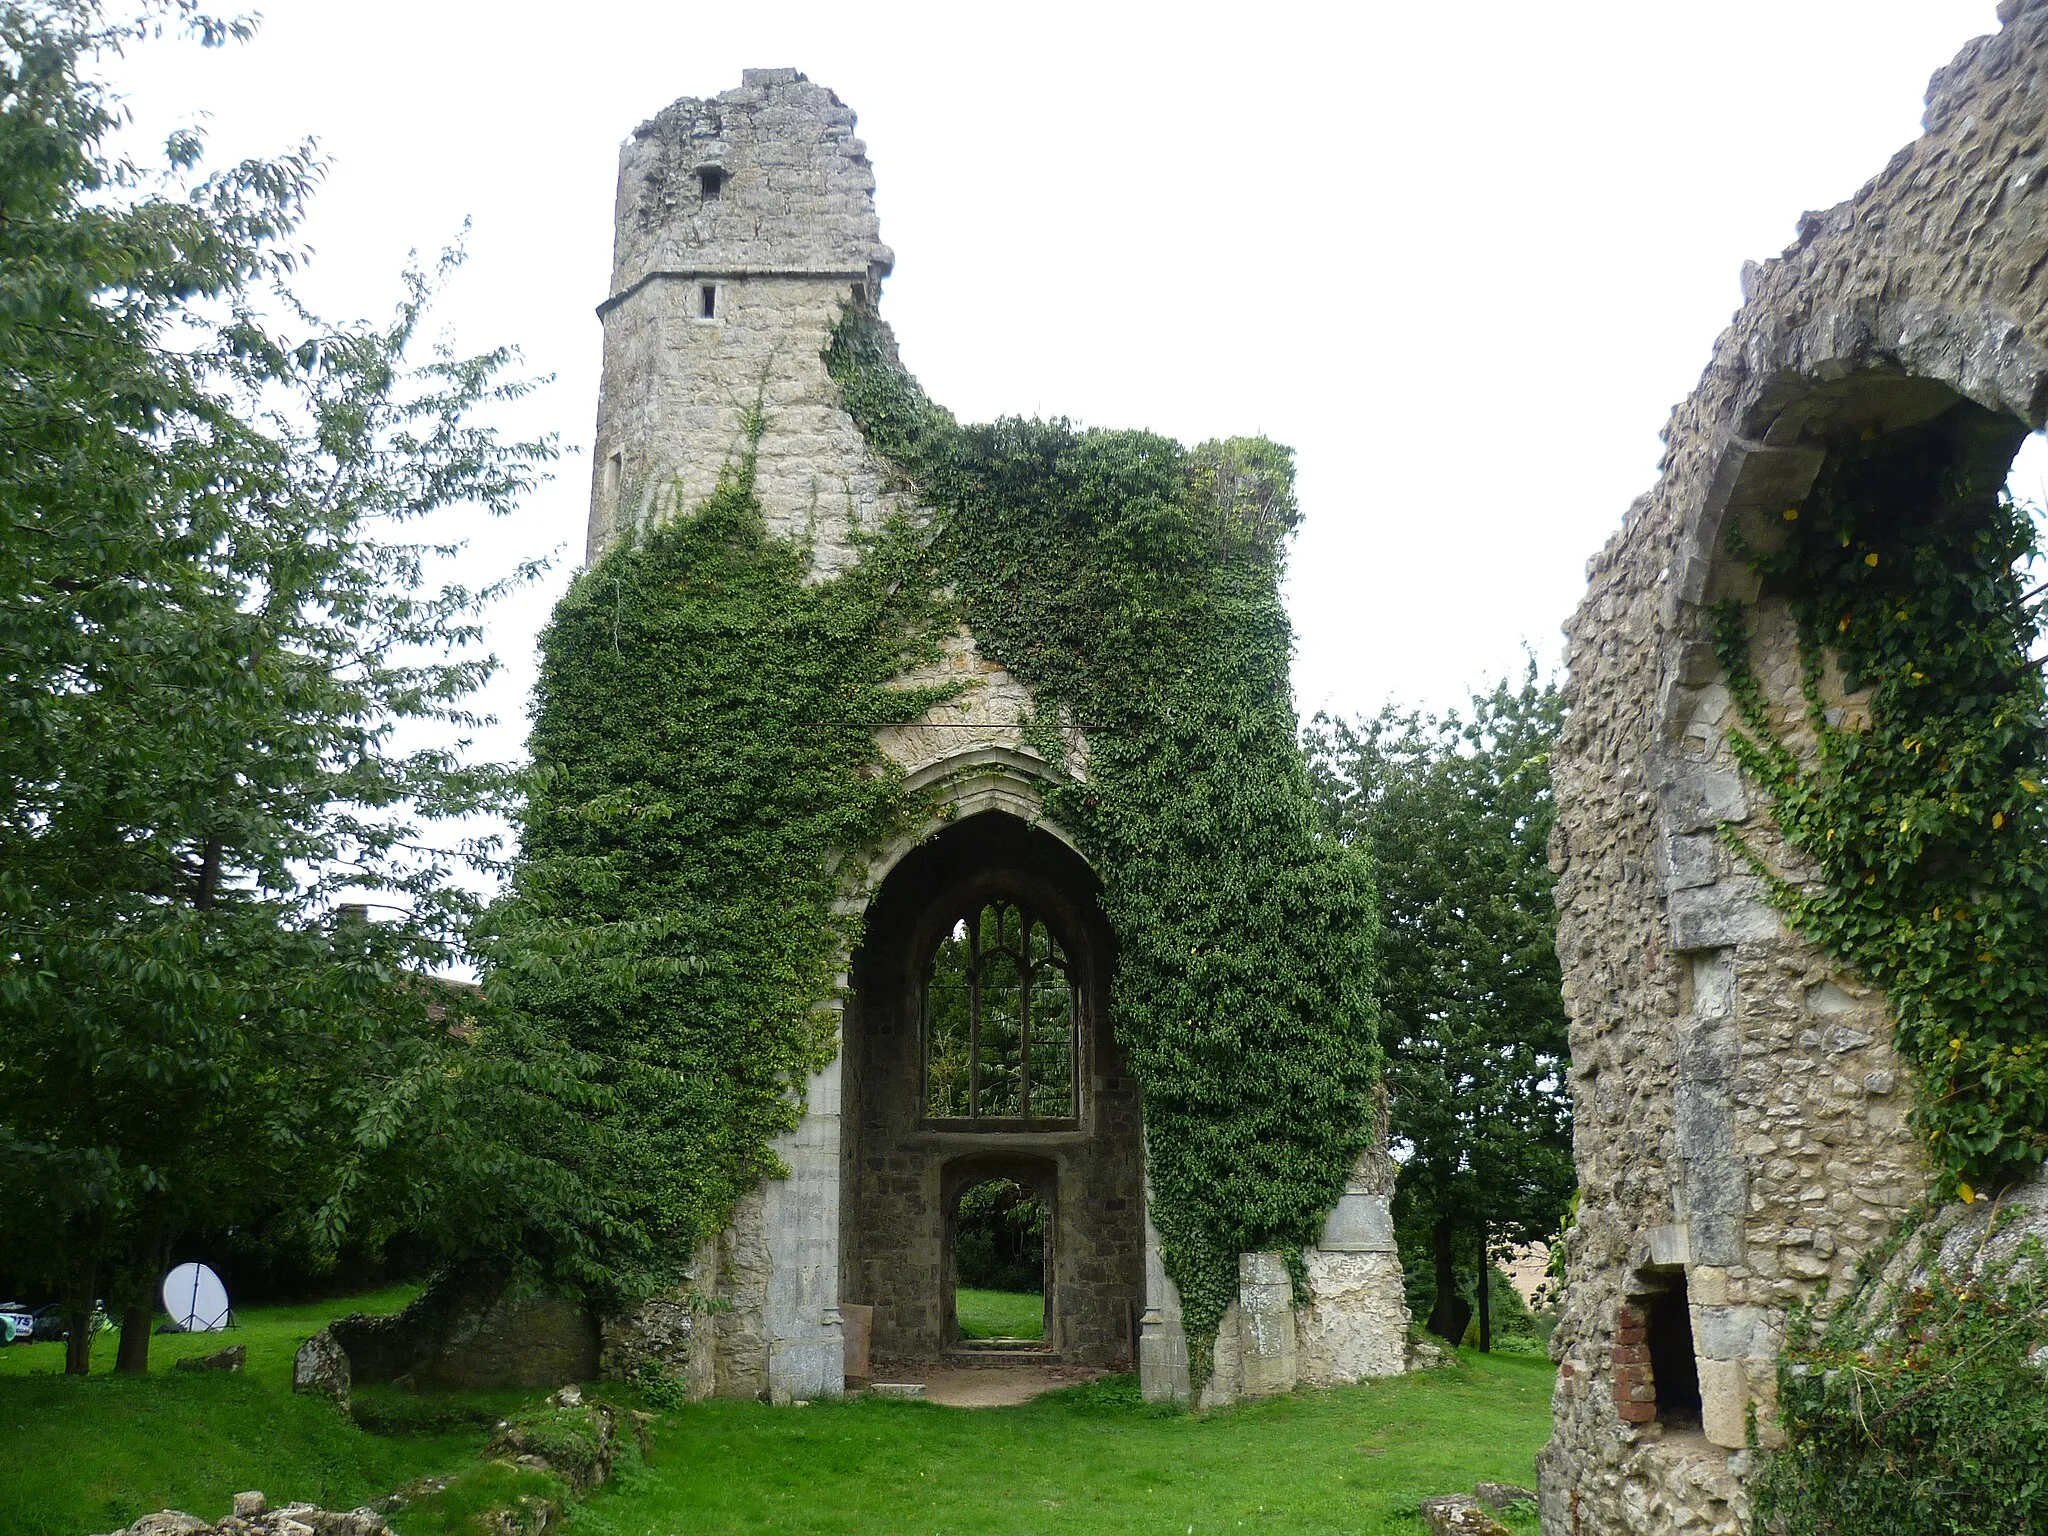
1019;911;1035;1123
967;910;981;1120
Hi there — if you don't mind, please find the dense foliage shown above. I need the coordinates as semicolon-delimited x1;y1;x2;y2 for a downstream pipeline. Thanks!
1307;671;1573;1349
817;304;1382;1376
1754;1211;2048;1534
954;1179;1044;1293
0;0;599;1369
1713;423;2048;1199
504;424;958;1275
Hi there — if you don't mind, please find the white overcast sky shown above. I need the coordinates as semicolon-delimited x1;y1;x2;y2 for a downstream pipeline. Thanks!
106;0;2035;779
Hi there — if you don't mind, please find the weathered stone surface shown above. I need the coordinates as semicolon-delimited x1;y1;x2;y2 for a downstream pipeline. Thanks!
1542;6;2048;1533
1235;1251;1299;1398
840;1300;873;1385
1151;1118;1409;1407
326;1270;599;1393
292;1328;349;1404
1474;1482;1536;1509
588;71;897;574
1296;1250;1409;1385
1420;1494;1511;1536
176;1344;245;1372
97;1504;389;1536
485;1388;623;1495
598;1266;716;1402
1317;1191;1396;1253
101;1517;210;1536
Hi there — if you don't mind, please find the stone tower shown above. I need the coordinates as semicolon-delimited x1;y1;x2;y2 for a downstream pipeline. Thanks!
586;70;1412;1408
588;68;898;572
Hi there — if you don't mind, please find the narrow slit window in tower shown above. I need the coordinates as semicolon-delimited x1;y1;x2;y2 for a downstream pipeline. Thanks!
700;167;724;201
700;284;717;320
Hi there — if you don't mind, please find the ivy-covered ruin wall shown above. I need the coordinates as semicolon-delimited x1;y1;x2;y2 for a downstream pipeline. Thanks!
558;67;1407;1407
1544;5;2048;1532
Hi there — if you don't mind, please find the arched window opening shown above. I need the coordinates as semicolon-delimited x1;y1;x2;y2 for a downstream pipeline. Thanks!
924;900;1077;1124
952;1177;1046;1347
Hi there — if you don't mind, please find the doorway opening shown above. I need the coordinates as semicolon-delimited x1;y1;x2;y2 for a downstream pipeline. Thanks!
841;809;1144;1367
952;1176;1047;1346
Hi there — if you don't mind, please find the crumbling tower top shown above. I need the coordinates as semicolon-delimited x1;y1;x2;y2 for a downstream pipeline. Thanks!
601;68;895;316
585;71;903;566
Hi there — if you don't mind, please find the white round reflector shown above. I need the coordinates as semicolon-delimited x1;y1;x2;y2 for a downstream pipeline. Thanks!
160;1263;231;1333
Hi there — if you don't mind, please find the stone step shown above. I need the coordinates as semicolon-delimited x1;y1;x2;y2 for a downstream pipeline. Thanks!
942;1347;1061;1366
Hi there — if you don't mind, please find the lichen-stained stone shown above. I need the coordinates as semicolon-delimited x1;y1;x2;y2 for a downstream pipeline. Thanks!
291;1327;349;1405
1235;1251;1299;1398
1296;1251;1409;1384
1421;1494;1511;1536
1541;4;2048;1532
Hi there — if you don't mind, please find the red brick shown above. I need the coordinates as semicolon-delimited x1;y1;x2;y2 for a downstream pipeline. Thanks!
1617;1402;1656;1424
1611;1343;1650;1365
1614;1325;1647;1346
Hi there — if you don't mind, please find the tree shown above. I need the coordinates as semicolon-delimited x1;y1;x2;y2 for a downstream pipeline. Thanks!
0;0;595;1372
1308;663;1574;1350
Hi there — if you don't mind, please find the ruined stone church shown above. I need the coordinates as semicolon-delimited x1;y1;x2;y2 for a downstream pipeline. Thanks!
583;68;1411;1409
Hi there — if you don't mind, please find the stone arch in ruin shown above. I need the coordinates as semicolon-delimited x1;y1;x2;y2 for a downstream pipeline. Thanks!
1542;5;2048;1531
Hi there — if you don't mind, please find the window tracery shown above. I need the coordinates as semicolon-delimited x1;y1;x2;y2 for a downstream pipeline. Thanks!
924;900;1076;1124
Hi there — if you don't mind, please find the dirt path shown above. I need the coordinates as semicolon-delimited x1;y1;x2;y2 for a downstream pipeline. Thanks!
870;1361;1107;1408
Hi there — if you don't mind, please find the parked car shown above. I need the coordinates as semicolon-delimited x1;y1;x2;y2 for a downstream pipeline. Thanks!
0;1302;34;1344
24;1302;110;1344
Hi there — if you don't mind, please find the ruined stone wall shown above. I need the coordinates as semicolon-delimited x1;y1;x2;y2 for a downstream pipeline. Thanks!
1139;1130;1412;1409
586;66;1409;1411
1543;6;2048;1532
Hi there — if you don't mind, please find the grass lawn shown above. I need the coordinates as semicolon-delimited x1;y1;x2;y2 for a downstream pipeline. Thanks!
0;1284;522;1536
569;1352;1555;1536
955;1287;1044;1341
1;1284;1556;1536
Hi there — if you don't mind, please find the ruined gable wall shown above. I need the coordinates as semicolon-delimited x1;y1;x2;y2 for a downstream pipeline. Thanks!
586;71;1067;1404
586;69;1411;1409
1543;5;2048;1532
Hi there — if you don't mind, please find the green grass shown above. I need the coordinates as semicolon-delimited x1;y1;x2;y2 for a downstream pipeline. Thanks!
955;1287;1044;1341
574;1353;1554;1536
0;1284;519;1536
1;1285;1556;1536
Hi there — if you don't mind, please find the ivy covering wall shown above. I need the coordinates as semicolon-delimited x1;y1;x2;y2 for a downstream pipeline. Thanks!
506;426;958;1282
826;304;1380;1373
508;304;1381;1378
1713;423;2048;1199
1753;1209;2048;1535
1714;422;2048;1525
